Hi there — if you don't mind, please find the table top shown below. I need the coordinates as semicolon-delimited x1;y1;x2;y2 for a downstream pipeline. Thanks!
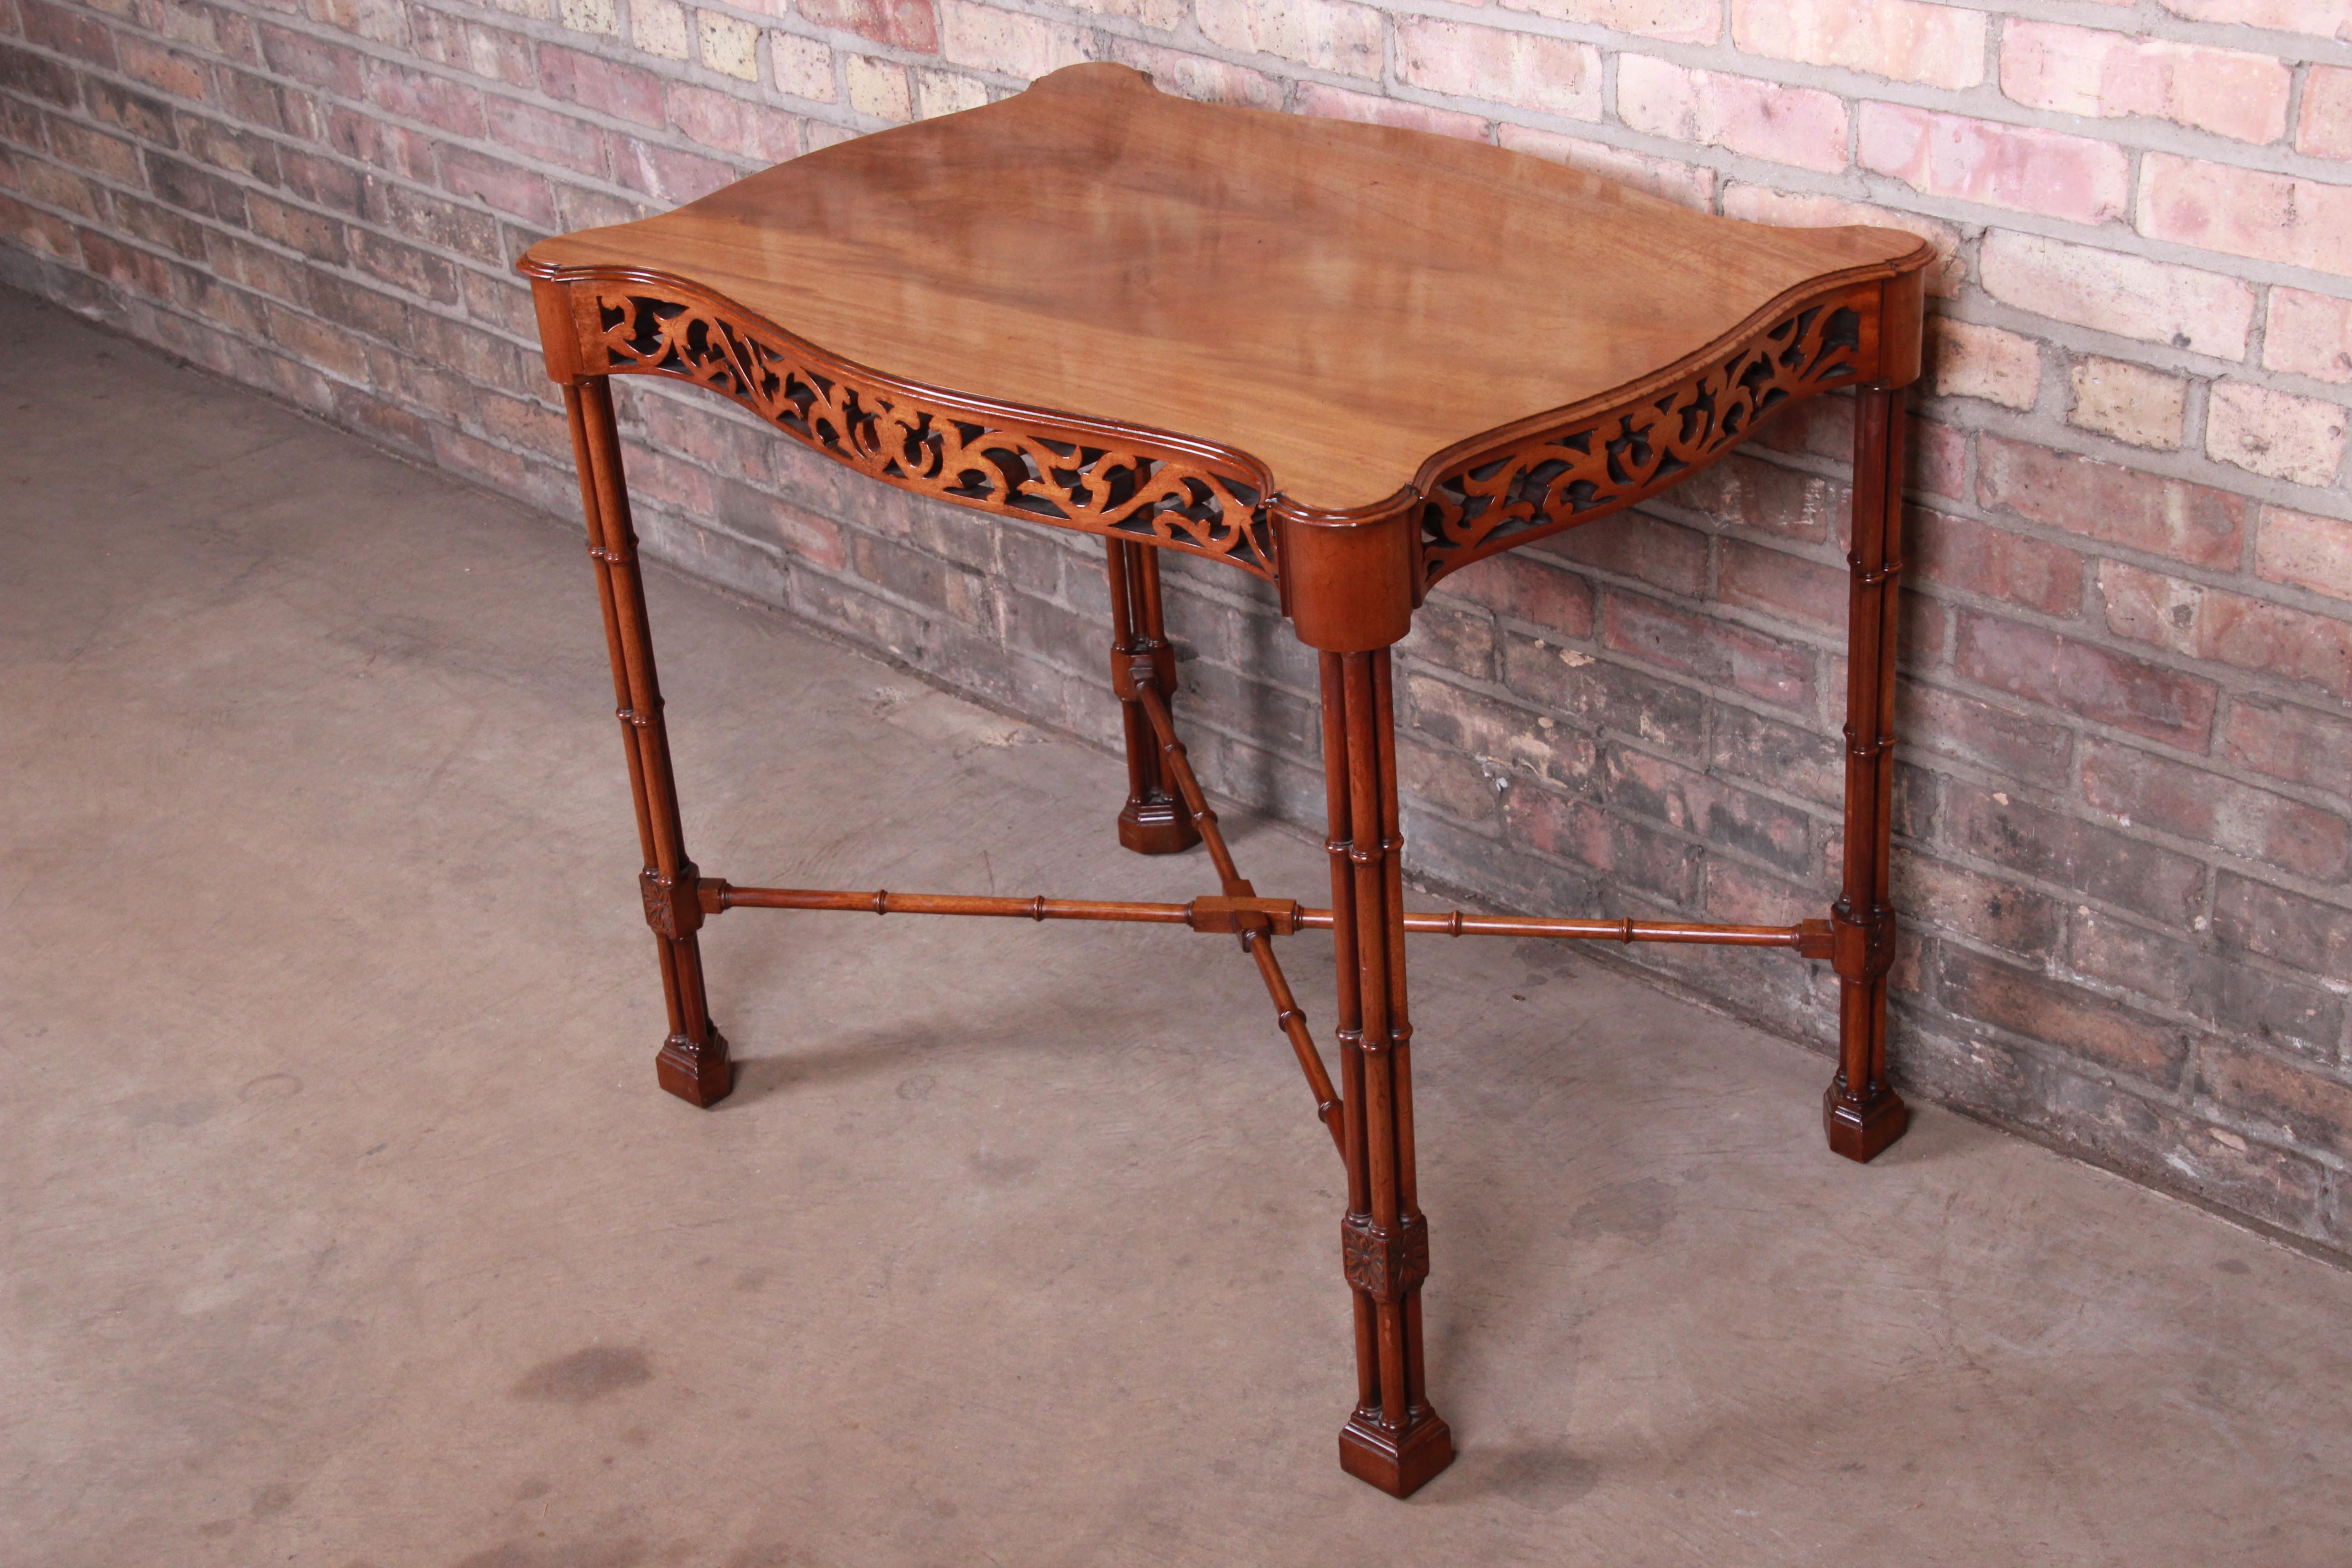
520;63;1931;514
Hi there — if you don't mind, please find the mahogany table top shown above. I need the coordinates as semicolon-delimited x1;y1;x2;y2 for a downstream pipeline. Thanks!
519;62;1929;513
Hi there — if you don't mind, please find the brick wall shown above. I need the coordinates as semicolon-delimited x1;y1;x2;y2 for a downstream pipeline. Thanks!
5;0;2349;1251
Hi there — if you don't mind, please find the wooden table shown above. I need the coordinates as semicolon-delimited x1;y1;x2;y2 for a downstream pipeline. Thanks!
519;63;1932;1499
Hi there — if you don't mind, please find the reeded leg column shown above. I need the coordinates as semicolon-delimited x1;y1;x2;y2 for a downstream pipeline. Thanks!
1322;647;1452;1497
564;377;731;1107
1103;538;1200;855
1824;385;1908;1160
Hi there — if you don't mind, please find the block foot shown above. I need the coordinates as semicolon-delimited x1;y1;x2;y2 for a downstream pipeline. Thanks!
1116;793;1200;856
1339;1409;1453;1498
1823;1082;1907;1162
657;1024;732;1107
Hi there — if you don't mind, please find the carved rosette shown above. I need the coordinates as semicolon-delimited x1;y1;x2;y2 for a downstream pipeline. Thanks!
1419;295;1870;583
587;288;1279;582
1342;1214;1431;1303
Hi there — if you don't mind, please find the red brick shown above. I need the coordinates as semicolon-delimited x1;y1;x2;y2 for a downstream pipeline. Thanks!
1979;233;2255;361
1604;590;1818;712
1859;104;2129;223
2100;560;2352;703
1731;0;1985;89
45;118;141;184
2138;153;2352;276
1927;318;2040;409
119;35;213;101
1404;669;1598;793
349;227;460;302
1940;946;2192;1087
326;105;433;181
1911;508;2082;618
1721;185;1963;294
537;41;666;128
2205;382;2346;487
940;0;1090;78
2083;738;2349;881
438;144;556;226
0;191;76;259
0;42;81;108
487;95;606;176
1617;57;1847;172
665;82;801;161
1604;746;1816;872
1397;19;1603;121
1955;610;2217;748
1534;514;1708;596
1977;434;2244;570
1503;0;1719;44
410;12;538;89
259;22;364;96
2157;0;2352;41
1311;83;1487;142
2254;505;2352;602
2070;911;2343;1052
1899;679;2075;789
1711;704;1841;803
2199;1046;2352;1161
2001;22;2289;144
1504;785;1704;903
2224;697;2352;797
17;0;117;67
798;0;939;53
1668;450;1845;544
1198;0;1382;79
2212;871;2352;975
1434;550;1594;638
1894;853;2063;956
2298;65;2352;161
1703;858;1820;926
1103;41;1282;110
608;132;738;204
2265;288;2352;385
361;58;486;137
1718;537;1845;631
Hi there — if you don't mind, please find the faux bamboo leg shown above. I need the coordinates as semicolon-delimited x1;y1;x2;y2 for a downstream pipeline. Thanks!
1823;386;1909;1160
565;378;731;1107
1325;649;1452;1498
1103;538;1200;855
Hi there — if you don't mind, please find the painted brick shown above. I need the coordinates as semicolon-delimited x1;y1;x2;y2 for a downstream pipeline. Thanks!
2082;737;2350;881
1940;946;2192;1087
941;0;1090;77
1197;0;1382;79
2254;504;2352;601
1955;610;2218;747
2298;65;2352;161
2140;154;2352;277
799;0;940;53
2068;357;2186;450
2224;696;2352;796
1978;434;2245;570
2265;287;2352;384
1720;184;1962;294
2101;559;2352;701
1929;318;2040;409
1498;0;1719;44
2000;22;2290;144
1899;680;2076;789
1616;57;1847;172
1859;104;2128;223
1911;508;2082;616
1498;126;1712;207
1397;20;1603;122
2205;381;2347;486
1731;0;1986;91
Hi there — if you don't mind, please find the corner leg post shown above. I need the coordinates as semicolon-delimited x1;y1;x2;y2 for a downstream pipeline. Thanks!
1104;538;1200;856
1323;649;1451;1497
565;378;731;1107
1825;385;1908;1160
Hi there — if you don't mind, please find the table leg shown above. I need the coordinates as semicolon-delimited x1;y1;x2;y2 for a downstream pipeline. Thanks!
564;378;731;1108
1824;385;1908;1160
1103;538;1199;855
1323;648;1453;1498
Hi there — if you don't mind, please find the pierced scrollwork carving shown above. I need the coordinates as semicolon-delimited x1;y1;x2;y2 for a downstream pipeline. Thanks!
1419;297;1869;583
589;289;1279;581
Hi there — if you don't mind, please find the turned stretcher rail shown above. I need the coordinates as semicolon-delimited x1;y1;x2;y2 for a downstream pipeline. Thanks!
700;880;1832;953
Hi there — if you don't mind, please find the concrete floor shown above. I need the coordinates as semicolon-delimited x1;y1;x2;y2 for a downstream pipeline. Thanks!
4;284;2349;1566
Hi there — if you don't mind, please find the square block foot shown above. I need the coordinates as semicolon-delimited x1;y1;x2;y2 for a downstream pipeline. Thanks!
1823;1083;1907;1163
1117;796;1200;856
1339;1410;1453;1499
657;1025;732;1108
